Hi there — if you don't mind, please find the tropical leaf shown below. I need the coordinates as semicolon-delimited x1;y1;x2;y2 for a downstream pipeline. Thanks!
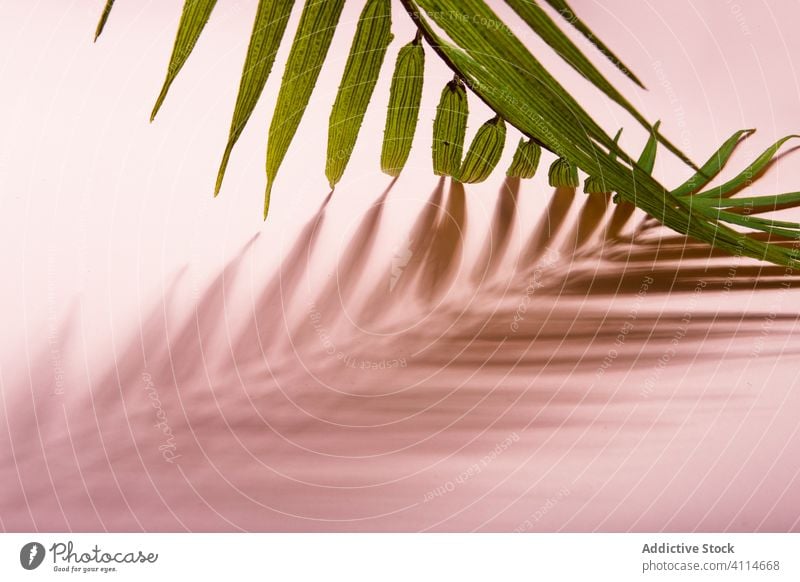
582;175;607;195
692;191;800;211
431;78;468;177
264;0;345;218
408;0;631;165
505;1;665;150
94;0;115;41
703;210;800;240
583;127;622;193
685;135;800;236
670;129;754;197
413;0;696;171
151;0;217;121
458;116;506;183
548;157;579;188
637;121;659;174
214;0;296;196
96;0;800;268
507;138;541;179
691;135;800;199
325;0;394;189
403;1;798;266
541;0;645;88
381;36;425;177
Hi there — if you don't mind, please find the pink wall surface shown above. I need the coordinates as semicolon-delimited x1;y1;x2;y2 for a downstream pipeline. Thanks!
0;0;799;531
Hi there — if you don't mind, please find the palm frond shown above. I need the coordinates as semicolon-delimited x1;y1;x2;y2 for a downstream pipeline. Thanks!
505;1;692;171
637;121;659;174
94;0;115;41
583;128;622;194
151;0;217;121
215;0;296;196
507;138;541;179
458;115;506;183
548;157;579;188
325;0;393;190
264;0;345;215
95;0;800;268
381;35;425;177
691;135;800;199
541;0;645;87
431;78;468;177
670;130;755;197
406;2;800;265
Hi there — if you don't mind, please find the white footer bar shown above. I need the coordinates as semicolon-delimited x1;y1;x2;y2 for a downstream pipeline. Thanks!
1;533;797;581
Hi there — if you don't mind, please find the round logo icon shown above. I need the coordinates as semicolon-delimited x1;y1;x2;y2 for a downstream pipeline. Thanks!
20;542;46;570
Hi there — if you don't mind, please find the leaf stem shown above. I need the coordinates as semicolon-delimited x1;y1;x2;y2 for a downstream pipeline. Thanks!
398;0;552;154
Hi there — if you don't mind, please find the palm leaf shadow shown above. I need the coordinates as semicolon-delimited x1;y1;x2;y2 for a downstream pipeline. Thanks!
2;182;799;532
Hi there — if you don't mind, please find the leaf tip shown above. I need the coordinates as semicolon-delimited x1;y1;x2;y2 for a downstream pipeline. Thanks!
150;84;170;122
326;172;338;191
215;144;235;197
382;168;401;178
263;182;273;221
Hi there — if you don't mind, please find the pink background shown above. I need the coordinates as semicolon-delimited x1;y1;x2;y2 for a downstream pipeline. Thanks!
0;0;799;531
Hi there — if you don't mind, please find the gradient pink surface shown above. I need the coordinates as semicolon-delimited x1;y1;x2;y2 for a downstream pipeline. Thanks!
0;0;799;531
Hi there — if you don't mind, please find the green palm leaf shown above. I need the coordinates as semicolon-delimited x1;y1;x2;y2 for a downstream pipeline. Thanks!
381;36;425;177
411;0;697;172
325;0;394;189
670;130;754;197
404;1;798;266
507;138;541;179
692;135;800;199
637;121;659;174
432;78;468;177
214;0;296;196
505;0;683;165
693;192;800;212
458;116;506;183
548;157;579;188
583;127;622;193
704;210;800;240
264;0;345;218
96;0;800;268
94;0;115;41
541;0;645;88
151;0;217;121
